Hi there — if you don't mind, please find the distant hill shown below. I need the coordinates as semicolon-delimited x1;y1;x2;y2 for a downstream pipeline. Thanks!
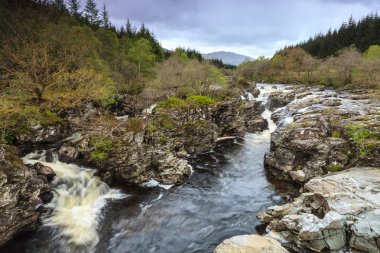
203;51;254;66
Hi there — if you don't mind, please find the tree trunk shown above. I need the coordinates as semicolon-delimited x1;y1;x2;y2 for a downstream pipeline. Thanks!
34;88;44;104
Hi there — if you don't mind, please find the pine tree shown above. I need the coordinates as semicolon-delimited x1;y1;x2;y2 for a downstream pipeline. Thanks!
101;4;111;28
53;0;66;12
67;0;80;17
84;0;99;26
125;19;136;38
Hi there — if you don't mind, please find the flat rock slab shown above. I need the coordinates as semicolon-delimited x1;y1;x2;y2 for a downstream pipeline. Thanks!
213;234;289;253
305;167;380;215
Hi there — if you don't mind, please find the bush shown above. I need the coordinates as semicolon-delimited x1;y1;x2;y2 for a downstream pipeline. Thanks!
89;136;113;160
157;97;187;110
186;95;216;107
345;123;380;157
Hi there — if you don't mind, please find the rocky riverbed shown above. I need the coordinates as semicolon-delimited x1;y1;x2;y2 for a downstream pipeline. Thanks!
256;85;380;252
1;83;379;253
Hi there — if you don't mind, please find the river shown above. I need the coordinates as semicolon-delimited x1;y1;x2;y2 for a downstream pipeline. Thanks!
1;84;285;253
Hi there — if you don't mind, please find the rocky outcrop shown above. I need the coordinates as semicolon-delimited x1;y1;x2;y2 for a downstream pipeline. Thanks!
16;124;66;147
58;93;267;186
258;167;380;252
213;234;289;253
0;145;51;246
212;100;247;137
265;90;380;184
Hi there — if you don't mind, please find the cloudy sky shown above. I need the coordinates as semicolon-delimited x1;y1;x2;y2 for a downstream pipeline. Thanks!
92;0;379;58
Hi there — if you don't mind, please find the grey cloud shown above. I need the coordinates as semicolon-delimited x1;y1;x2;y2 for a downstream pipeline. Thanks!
91;0;379;57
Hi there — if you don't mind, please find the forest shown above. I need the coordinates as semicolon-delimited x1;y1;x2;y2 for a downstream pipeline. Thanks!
236;15;380;89
0;0;230;144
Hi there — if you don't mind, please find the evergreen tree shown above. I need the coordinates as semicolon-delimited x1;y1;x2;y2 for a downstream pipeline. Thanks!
53;0;66;12
101;4;111;28
67;0;80;17
84;0;99;26
125;19;135;38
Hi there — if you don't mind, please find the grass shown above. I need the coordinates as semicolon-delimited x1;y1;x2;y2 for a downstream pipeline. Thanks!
186;95;216;107
89;136;113;160
329;163;344;172
157;95;217;111
157;97;187;110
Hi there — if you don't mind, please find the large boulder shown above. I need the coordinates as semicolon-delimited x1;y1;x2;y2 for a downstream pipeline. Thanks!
0;145;50;246
268;91;295;110
213;234;289;253
258;167;380;252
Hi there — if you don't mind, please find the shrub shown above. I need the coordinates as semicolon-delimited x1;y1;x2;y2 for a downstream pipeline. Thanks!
345;123;380;157
186;95;216;107
329;163;344;172
126;117;144;133
157;97;187;110
89;136;113;160
331;130;341;138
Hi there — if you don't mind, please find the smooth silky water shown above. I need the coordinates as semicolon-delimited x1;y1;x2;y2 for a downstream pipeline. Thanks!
1;84;284;253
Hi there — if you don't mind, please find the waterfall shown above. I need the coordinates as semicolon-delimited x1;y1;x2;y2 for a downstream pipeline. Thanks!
23;151;125;252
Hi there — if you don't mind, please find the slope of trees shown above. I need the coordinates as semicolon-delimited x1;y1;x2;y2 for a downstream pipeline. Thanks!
0;0;229;144
296;14;380;58
236;45;380;89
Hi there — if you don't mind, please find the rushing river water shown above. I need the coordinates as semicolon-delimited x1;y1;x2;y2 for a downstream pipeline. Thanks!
1;85;285;253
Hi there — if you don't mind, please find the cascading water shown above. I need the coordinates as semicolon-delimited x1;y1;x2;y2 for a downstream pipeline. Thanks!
22;151;125;253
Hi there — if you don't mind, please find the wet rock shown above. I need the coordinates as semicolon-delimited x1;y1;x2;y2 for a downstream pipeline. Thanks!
31;162;55;180
259;167;380;252
213;234;289;253
58;143;80;163
0;145;50;246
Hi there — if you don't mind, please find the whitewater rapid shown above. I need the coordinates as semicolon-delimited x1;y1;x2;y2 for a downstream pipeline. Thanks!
23;152;125;252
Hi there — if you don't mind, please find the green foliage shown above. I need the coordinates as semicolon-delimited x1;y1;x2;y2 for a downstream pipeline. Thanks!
331;130;341;138
157;97;187;110
236;77;250;87
345;123;380;157
364;45;380;59
146;124;157;134
329;163;344;172
89;136;113;160
186;96;216;107
0;106;62;145
12;160;22;169
156;115;175;129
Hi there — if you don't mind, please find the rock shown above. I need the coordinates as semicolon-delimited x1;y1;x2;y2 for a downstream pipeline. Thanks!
58;143;80;163
0;145;50;246
213;234;289;253
17;124;65;146
31;162;55;180
259;167;380;252
350;210;380;252
212;100;246;137
264;94;380;183
268;91;296;110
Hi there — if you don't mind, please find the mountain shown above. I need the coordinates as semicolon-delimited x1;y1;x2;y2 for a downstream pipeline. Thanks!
203;51;254;66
